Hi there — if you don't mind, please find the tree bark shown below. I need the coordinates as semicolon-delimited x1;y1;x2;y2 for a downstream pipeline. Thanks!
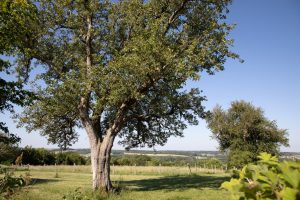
99;130;115;191
90;139;101;190
83;117;117;191
80;94;130;191
88;129;116;191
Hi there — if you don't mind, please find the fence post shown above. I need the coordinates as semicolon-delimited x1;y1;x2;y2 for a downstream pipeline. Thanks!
187;163;191;175
159;163;161;174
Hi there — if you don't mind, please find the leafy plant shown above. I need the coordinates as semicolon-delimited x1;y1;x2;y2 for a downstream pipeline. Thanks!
221;152;300;200
0;171;25;197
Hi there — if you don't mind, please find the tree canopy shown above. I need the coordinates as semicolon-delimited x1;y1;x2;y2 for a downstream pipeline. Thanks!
0;0;37;133
18;0;239;149
13;0;239;190
206;100;289;168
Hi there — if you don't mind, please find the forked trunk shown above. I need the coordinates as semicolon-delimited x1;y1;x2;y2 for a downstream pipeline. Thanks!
81;96;128;191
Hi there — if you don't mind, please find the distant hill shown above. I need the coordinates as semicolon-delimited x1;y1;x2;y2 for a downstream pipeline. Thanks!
48;148;300;161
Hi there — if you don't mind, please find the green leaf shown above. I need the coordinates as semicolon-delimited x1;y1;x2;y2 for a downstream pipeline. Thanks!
258;152;279;166
221;178;244;193
221;179;245;200
280;187;299;200
279;162;300;188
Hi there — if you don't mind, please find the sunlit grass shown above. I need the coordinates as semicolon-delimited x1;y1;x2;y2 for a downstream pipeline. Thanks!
25;164;226;175
4;165;230;200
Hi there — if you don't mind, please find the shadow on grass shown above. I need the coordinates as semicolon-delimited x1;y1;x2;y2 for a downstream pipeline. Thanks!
121;174;230;191
32;178;60;185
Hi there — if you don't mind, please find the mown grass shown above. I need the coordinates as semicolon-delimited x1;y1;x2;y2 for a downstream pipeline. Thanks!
2;165;230;200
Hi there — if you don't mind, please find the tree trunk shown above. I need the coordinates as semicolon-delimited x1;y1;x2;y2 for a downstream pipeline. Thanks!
88;129;115;191
99;131;115;191
90;141;101;190
80;98;128;191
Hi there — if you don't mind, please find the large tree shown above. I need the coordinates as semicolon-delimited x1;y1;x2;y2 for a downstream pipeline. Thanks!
17;0;239;191
206;101;289;168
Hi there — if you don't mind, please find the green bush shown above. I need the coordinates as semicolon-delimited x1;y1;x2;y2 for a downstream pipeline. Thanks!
22;146;56;165
0;171;25;197
221;152;300;200
21;147;87;165
55;152;86;165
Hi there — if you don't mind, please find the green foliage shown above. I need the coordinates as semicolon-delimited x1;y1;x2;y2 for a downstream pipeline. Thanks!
0;170;25;198
110;154;224;167
227;150;253;169
221;152;300;200
22;146;56;165
0;0;37;134
0;132;20;164
21;146;87;165
55;152;86;165
16;0;239;150
10;0;240;188
206;101;289;168
198;158;224;169
111;155;152;166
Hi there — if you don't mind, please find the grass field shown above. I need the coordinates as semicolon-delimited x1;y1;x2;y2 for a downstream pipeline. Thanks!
2;165;230;200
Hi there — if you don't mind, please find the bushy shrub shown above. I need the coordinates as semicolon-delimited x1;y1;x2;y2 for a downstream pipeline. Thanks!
20;147;87;165
111;155;151;166
55;152;86;165
221;152;300;200
22;146;56;165
0;170;25;197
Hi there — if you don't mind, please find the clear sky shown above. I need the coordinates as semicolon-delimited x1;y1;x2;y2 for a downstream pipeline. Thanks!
2;0;300;152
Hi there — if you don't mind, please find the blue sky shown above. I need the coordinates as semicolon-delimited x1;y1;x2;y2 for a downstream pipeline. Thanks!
2;0;300;152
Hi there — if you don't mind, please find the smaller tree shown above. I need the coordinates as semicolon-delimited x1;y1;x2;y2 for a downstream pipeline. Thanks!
206;100;289;168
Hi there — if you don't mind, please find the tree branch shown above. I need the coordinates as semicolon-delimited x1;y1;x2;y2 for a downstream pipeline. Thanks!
164;0;190;35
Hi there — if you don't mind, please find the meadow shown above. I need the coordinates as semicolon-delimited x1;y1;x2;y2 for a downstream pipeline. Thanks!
2;165;230;200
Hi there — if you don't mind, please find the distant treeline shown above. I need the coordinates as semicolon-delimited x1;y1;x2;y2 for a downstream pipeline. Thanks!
1;146;226;167
1;146;86;165
73;149;226;157
111;154;224;167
